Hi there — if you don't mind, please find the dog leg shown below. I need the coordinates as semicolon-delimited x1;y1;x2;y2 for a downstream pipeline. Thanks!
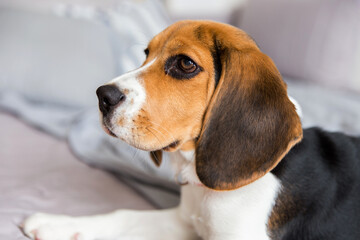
23;208;199;240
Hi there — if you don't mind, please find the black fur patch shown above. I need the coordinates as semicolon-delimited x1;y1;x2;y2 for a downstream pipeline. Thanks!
269;128;360;240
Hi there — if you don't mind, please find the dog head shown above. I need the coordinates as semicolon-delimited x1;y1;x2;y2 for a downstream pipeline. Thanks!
96;20;303;190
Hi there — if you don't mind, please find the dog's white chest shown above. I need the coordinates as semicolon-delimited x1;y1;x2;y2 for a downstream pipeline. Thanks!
172;151;281;240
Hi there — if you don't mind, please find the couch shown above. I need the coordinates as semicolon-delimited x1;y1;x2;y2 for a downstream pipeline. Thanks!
1;0;359;239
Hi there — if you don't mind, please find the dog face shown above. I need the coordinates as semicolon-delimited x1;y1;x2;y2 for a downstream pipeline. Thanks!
97;20;303;190
96;21;224;152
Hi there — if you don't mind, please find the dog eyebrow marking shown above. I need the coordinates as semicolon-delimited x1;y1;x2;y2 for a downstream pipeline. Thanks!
211;36;223;88
194;26;204;41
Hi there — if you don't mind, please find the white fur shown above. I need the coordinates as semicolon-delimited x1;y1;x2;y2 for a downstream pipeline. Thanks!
289;95;302;119
175;150;280;240
23;150;281;240
23;209;197;240
106;58;156;143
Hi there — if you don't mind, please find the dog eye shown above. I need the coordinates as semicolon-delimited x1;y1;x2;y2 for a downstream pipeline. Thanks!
165;55;202;80
179;57;197;73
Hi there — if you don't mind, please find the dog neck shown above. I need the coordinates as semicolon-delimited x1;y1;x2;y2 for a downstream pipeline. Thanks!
169;150;281;240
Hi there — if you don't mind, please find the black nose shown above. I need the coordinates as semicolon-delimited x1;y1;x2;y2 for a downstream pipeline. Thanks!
96;85;126;115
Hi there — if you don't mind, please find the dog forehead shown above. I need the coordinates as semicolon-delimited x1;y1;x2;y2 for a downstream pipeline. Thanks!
149;21;219;53
160;21;202;39
150;21;257;54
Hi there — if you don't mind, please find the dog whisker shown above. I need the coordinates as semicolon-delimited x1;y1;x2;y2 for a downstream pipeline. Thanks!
146;126;165;149
147;120;177;144
146;125;167;142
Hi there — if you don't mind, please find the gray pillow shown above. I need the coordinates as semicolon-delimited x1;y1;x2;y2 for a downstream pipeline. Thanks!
0;0;170;107
0;7;115;107
239;0;360;93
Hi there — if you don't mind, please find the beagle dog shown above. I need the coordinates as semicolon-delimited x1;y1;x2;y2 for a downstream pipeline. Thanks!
24;20;360;240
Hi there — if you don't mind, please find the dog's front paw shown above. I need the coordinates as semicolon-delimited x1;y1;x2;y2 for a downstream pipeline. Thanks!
23;213;87;240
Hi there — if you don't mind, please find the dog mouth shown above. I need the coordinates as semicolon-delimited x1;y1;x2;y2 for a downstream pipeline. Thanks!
100;118;117;138
106;127;117;137
103;124;117;137
162;140;180;151
101;119;180;151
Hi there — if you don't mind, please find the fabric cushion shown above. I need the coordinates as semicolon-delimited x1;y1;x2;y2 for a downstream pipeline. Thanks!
0;7;116;107
0;0;169;107
0;112;155;240
239;0;360;93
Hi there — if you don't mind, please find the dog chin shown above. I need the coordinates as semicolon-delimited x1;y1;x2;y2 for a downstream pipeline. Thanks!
100;118;181;152
128;140;181;152
113;132;181;153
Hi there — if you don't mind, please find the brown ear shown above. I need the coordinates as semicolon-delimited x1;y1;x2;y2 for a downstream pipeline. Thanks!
196;48;302;190
150;150;163;167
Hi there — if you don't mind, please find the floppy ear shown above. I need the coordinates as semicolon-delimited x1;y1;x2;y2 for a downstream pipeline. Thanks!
196;48;302;190
150;150;162;167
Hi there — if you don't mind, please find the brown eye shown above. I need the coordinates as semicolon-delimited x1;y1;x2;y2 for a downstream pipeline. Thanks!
179;58;197;73
165;54;202;80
